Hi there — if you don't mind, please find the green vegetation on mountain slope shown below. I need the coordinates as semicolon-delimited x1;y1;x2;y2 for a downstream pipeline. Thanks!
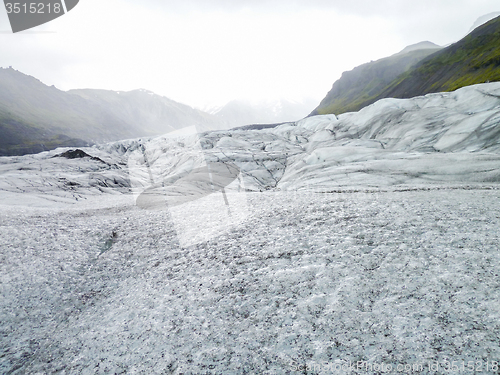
311;43;441;115
379;16;500;99
313;15;500;116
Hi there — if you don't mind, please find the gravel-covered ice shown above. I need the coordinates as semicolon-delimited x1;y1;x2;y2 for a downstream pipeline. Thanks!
1;190;500;374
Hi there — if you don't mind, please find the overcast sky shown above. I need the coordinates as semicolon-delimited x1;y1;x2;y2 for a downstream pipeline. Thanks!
0;0;499;108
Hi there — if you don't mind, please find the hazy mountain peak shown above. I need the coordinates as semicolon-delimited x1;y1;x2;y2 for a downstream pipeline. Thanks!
206;97;318;127
133;88;156;95
397;41;441;55
0;66;57;90
469;12;500;33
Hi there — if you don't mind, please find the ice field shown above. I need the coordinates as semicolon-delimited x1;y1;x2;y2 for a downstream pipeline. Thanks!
1;190;500;374
1;83;500;373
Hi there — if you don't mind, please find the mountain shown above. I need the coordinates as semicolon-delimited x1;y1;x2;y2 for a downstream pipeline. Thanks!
207;98;318;128
68;88;222;135
313;15;500;116
310;42;442;115
0;68;225;156
376;15;500;100
468;12;500;33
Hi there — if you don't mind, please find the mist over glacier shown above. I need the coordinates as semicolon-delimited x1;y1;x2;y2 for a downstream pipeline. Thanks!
1;83;500;373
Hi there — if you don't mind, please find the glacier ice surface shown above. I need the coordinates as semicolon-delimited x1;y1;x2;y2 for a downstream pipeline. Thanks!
1;83;500;373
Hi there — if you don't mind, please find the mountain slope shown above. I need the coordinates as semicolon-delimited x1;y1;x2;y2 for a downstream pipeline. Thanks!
468;12;500;33
68;89;223;135
378;15;500;100
314;15;500;116
311;42;441;115
0;110;89;156
0;68;224;156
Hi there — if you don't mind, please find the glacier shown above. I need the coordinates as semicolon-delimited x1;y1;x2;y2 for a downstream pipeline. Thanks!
1;83;500;373
2;82;499;204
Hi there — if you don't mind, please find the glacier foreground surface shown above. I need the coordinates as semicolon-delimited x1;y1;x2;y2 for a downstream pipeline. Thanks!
1;83;500;373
